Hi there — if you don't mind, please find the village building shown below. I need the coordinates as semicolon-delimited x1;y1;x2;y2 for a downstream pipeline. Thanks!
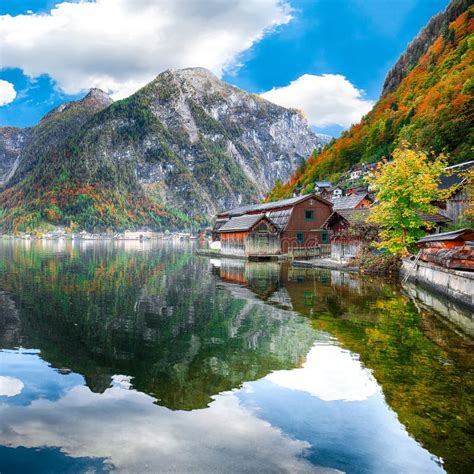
331;192;373;210
218;214;280;257
332;187;344;199
314;181;332;193
213;194;333;257
345;185;370;196
323;208;374;260
435;161;473;224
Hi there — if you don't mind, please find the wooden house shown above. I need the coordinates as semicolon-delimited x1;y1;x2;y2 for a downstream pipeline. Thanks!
214;194;333;257
332;187;344;199
435;161;473;224
323;209;373;260
219;214;280;257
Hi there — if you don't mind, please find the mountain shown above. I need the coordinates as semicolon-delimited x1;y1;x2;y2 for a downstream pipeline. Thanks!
0;127;30;187
0;68;322;233
268;0;473;199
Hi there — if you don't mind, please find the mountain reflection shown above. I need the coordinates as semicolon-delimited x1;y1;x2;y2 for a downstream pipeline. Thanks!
0;240;472;473
0;240;316;410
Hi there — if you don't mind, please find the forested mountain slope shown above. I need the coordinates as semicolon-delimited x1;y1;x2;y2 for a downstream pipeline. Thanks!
0;68;322;233
269;0;473;200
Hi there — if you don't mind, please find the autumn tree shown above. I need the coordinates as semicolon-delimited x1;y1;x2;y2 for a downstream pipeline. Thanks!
368;145;447;255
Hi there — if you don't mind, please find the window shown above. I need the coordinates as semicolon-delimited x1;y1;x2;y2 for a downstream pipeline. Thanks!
321;231;329;244
304;210;314;221
297;232;304;245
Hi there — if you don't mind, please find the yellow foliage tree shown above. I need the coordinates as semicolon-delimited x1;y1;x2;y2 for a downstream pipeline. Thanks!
368;145;447;255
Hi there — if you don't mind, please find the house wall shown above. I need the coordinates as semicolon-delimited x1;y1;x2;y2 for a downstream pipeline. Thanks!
444;188;470;223
281;198;332;253
355;197;372;209
331;238;362;260
246;233;280;255
221;231;248;256
326;217;364;260
221;231;280;256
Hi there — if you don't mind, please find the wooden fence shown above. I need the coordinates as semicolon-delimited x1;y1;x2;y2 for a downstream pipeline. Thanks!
288;244;331;260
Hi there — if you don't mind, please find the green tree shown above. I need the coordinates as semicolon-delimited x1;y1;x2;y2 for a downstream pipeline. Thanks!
368;144;447;255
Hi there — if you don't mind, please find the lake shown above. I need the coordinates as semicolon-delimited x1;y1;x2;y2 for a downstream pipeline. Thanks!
0;240;472;473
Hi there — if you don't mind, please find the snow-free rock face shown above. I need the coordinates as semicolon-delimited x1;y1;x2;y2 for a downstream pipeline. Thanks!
0;127;30;187
77;67;322;217
0;68;322;231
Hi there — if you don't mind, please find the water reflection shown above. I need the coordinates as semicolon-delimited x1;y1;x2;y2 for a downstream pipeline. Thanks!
0;240;472;473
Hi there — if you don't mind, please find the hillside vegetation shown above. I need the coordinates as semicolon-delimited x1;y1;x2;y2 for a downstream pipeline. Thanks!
269;1;473;200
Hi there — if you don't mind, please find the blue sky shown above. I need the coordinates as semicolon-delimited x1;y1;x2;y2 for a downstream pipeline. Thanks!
0;0;449;136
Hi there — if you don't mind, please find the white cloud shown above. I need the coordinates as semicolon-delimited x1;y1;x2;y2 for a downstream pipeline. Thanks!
0;80;17;105
267;343;380;402
0;0;292;99
0;384;334;472
261;74;374;128
0;375;24;396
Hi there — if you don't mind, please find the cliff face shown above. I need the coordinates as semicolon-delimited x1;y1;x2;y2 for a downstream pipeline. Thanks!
0;127;30;187
77;68;321;217
268;0;474;200
0;68;322;232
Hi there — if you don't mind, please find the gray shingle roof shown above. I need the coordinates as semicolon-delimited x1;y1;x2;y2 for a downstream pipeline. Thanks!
266;208;292;231
418;213;451;223
417;228;474;243
331;193;370;210
220;194;329;217
322;209;371;229
439;161;473;191
218;214;266;232
336;208;371;224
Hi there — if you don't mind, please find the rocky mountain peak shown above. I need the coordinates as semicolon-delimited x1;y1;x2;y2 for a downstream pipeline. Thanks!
83;88;113;107
0;69;325;231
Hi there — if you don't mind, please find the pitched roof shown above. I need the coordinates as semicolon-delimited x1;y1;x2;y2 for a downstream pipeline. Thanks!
220;194;331;217
336;208;371;224
417;228;474;243
439;161;473;191
218;214;266;232
322;209;371;228
212;218;229;232
418;213;451;223
266;208;292;231
315;181;332;188
331;193;370;210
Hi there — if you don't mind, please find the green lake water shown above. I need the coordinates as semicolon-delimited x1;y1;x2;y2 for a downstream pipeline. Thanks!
0;240;472;473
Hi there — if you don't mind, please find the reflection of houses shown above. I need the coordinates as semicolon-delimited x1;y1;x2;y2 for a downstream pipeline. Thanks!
218;259;282;300
436;161;473;224
213;194;333;257
323;209;373;260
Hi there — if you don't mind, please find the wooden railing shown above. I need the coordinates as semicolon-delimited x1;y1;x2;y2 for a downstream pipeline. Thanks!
288;244;331;260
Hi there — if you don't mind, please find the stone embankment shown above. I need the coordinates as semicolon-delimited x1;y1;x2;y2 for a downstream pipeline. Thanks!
401;258;474;310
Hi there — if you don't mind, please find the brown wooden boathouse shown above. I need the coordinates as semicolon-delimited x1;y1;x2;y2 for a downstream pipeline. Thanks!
213;194;333;257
